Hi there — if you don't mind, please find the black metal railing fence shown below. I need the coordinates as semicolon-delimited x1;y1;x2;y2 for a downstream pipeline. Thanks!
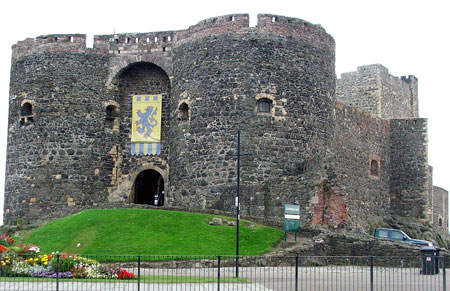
0;254;448;291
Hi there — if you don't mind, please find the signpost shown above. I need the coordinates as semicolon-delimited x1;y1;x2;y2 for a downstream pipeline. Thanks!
284;204;300;241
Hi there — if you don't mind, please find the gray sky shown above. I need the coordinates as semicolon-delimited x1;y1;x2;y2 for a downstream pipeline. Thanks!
1;0;449;225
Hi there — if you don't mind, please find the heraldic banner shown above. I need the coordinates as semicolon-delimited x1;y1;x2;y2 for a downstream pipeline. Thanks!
131;94;162;155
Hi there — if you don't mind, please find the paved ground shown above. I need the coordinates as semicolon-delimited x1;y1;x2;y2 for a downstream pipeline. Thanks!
1;266;448;291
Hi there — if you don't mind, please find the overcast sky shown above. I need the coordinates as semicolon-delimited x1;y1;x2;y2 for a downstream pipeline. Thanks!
1;0;449;225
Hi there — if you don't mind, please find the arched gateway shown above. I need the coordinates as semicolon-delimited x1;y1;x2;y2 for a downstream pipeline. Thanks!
134;169;165;206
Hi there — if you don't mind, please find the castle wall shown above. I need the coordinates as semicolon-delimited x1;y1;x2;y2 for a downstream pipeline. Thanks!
336;64;418;119
5;51;111;223
389;118;429;219
3;14;445;233
432;186;449;235
331;103;391;231
4;14;337;225
168;19;336;222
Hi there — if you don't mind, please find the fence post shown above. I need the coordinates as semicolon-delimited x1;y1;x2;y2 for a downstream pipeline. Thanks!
295;255;299;291
56;254;60;291
217;256;221;291
370;256;374;291
138;255;141;291
443;256;447;291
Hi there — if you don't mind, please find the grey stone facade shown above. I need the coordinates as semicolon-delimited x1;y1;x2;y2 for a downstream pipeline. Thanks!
4;14;447;236
433;186;449;235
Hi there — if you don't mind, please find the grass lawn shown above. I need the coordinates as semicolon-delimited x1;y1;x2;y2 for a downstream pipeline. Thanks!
20;209;283;256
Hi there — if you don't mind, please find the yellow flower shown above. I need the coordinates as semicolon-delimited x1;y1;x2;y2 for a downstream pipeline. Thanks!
1;261;5;266
43;262;48;266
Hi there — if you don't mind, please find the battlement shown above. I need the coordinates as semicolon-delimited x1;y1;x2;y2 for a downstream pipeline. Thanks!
257;14;334;48
337;64;419;119
94;30;179;55
175;14;250;44
12;14;334;60
12;34;86;60
339;64;389;79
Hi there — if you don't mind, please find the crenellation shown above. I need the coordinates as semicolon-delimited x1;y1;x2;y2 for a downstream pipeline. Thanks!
94;31;178;54
257;14;335;50
12;34;87;60
337;64;419;119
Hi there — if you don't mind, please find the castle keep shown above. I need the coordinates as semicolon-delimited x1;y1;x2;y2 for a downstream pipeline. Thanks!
4;14;448;234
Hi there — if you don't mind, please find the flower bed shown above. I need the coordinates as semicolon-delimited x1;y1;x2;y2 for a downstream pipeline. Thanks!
0;235;134;280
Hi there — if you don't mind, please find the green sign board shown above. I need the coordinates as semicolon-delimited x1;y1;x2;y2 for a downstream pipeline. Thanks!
284;204;300;241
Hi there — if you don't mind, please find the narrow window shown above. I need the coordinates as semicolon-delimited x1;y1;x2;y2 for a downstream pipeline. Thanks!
135;37;139;43
257;98;272;114
370;160;379;176
230;16;235;22
20;102;34;126
146;37;150;43
70;36;74;43
21;103;33;116
105;105;119;129
178;103;189;121
271;16;277;23
154;36;158;43
439;218;443;227
167;36;171;42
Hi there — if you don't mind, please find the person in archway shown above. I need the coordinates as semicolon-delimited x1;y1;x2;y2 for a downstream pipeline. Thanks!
158;191;164;206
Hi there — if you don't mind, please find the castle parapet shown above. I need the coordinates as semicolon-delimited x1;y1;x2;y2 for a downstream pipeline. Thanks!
337;64;419;119
94;31;179;55
176;14;249;43
12;34;86;60
12;14;335;58
256;14;335;49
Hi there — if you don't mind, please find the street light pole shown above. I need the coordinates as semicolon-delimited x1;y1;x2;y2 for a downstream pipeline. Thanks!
235;129;241;278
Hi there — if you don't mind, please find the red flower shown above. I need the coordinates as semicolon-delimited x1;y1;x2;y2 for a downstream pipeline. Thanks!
118;269;135;280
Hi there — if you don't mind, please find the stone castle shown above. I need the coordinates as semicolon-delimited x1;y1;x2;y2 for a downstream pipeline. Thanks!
4;14;448;236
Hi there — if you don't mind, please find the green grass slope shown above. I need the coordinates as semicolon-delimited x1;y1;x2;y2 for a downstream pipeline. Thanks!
22;209;283;256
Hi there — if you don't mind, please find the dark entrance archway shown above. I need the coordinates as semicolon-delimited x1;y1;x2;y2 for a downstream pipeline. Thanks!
134;169;164;206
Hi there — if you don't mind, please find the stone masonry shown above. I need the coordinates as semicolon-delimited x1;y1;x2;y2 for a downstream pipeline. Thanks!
4;14;448;238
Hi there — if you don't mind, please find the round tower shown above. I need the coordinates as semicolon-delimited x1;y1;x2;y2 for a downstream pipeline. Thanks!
168;14;336;221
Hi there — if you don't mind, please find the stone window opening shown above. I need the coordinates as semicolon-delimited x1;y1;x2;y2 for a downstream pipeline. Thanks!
167;36;171;42
370;159;380;177
135;37;139;43
20;102;34;126
439;218;443;227
178;102;189;121
230;16;235;22
154;36;158;43
257;98;272;114
272;16;277;23
105;104;120;130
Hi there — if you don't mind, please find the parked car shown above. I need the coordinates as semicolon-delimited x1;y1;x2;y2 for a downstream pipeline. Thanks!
374;228;433;246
